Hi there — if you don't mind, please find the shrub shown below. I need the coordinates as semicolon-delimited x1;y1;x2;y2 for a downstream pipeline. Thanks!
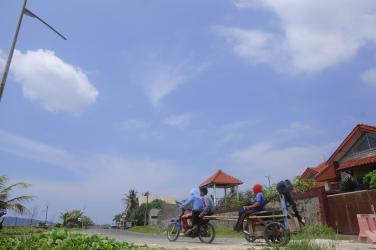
293;176;318;193
263;185;278;202
340;175;357;192
293;224;336;240
364;170;376;189
0;230;151;250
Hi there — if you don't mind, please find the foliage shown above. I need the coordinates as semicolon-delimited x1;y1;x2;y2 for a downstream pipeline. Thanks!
263;185;278;202
0;226;48;236
364;170;376;189
293;176;318;193
0;175;33;214
129;199;165;226
217;188;253;210
285;241;327;250
340;175;358;192
0;230;153;250
249;240;327;250
113;214;121;224
293;224;337;240
59;210;94;228
122;189;138;217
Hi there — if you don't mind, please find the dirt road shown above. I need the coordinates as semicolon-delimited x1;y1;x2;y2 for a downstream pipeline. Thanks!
81;228;376;250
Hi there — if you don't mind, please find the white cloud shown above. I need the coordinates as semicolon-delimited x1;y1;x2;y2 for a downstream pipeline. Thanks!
231;142;336;181
0;129;81;173
0;129;197;224
8;49;98;114
163;113;194;128
218;0;376;74
131;58;205;107
361;67;376;87
117;119;150;130
278;121;323;139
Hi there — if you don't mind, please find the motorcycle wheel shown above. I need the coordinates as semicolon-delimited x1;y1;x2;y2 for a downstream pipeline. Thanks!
167;222;180;241
198;222;215;244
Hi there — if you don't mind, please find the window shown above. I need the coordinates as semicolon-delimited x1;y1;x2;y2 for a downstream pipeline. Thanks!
352;137;370;154
369;134;376;148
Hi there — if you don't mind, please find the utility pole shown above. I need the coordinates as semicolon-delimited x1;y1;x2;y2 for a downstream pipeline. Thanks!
44;205;48;225
265;175;272;187
143;192;150;226
0;0;66;101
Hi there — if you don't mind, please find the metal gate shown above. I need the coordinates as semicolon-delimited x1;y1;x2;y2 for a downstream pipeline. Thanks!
327;190;376;234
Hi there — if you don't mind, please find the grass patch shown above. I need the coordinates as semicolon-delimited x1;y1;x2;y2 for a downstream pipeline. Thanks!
128;225;166;235
0;226;49;236
293;224;344;240
214;226;242;238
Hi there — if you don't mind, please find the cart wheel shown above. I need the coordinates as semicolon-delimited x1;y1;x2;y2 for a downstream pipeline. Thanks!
263;222;290;247
198;222;215;243
167;222;180;241
244;233;256;243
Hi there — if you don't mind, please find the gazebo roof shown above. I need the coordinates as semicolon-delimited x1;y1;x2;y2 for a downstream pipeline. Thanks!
200;170;243;188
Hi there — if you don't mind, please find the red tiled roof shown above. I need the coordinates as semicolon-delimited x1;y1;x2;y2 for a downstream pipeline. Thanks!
327;124;376;164
200;170;243;188
337;155;376;171
315;163;337;182
301;162;327;179
315;123;376;182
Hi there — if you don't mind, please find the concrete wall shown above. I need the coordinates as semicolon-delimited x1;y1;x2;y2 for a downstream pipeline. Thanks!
148;204;180;228
295;196;321;225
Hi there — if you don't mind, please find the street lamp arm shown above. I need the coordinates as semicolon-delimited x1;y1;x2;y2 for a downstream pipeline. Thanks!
24;8;67;40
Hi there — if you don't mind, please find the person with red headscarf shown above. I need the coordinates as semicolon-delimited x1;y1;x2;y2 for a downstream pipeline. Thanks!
234;183;266;232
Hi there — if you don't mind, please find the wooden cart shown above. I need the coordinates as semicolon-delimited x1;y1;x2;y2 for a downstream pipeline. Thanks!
205;196;300;247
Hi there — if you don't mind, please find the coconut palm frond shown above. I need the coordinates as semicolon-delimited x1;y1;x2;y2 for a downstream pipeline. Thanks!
6;195;34;204
6;203;28;214
0;176;8;189
1;182;31;194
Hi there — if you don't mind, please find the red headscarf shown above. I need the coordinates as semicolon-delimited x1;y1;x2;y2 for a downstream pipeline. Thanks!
253;183;263;194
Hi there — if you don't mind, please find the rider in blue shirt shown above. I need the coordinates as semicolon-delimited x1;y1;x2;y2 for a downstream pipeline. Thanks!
180;188;204;235
234;183;265;232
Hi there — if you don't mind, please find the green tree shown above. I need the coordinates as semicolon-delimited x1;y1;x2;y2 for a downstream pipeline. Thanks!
0;175;33;214
59;209;93;228
293;176;318;193
113;213;121;224
129;199;165;226
364;170;376;189
122;189;138;216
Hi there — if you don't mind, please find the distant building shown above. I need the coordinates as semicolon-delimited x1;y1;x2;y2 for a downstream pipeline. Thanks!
148;204;180;227
301;124;376;190
138;195;176;205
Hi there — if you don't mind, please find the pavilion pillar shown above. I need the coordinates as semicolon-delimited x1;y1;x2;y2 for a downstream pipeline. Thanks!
213;184;217;206
236;186;239;200
224;188;227;202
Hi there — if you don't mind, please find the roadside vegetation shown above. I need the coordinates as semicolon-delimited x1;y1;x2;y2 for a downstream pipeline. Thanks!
0;230;155;250
59;209;94;228
0;175;33;219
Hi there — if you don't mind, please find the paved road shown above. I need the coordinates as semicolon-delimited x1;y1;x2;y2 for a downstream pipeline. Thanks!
81;228;376;250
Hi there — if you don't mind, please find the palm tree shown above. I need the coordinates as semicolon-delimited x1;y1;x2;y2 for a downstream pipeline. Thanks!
122;189;138;213
0;176;33;214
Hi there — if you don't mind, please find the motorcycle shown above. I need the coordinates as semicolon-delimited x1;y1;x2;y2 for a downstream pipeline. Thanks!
166;209;215;243
0;209;7;230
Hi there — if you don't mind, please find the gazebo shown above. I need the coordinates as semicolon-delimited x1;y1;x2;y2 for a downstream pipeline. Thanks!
199;170;243;206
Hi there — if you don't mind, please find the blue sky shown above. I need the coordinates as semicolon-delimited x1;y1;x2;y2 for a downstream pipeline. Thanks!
1;0;376;224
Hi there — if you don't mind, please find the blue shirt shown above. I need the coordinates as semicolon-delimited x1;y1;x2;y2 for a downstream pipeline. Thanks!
253;192;265;211
202;195;214;213
180;196;204;211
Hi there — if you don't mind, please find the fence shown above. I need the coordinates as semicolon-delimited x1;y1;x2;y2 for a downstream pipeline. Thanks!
327;189;376;234
293;188;376;234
